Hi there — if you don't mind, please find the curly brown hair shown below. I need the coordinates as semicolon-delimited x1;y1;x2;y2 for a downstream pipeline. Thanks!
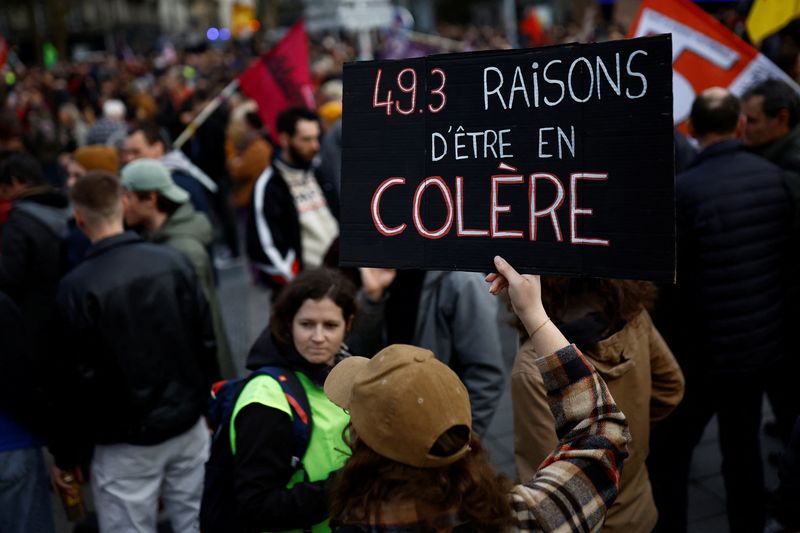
510;277;657;337
329;427;514;531
541;277;657;326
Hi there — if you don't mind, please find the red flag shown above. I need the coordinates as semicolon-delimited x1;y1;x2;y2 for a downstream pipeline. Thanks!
239;20;315;142
629;0;800;131
0;35;8;70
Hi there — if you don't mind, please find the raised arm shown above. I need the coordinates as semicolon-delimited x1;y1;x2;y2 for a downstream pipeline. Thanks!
487;256;630;532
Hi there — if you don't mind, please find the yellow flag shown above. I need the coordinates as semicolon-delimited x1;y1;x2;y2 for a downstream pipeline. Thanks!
747;0;800;43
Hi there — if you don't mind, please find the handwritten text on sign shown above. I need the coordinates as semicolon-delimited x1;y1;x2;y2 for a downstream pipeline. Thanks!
340;35;675;281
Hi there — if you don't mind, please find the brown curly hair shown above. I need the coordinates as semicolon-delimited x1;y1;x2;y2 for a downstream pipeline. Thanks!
541;277;657;326
329;426;514;531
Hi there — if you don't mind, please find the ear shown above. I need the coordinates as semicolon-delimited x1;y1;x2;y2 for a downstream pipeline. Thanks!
345;314;355;334
278;131;291;149
777;108;791;129
734;114;746;139
73;207;87;234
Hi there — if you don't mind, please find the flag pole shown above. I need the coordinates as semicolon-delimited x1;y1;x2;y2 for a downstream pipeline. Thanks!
173;78;240;150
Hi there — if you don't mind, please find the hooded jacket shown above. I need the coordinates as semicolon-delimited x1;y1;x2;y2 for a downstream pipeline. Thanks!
511;310;683;533
0;188;69;357
232;330;348;532
148;202;234;378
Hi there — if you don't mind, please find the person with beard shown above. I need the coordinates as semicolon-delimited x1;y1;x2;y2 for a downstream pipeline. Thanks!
121;158;234;379
246;108;338;293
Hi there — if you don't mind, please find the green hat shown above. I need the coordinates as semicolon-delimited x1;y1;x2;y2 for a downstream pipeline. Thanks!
121;158;189;204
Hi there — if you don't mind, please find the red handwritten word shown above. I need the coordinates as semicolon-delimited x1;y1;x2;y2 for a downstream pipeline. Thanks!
372;67;448;116
370;163;610;246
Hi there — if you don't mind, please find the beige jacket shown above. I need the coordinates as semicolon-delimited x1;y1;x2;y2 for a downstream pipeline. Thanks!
511;310;683;533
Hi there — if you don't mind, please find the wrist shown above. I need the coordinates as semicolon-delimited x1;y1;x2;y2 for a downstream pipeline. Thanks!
364;288;384;303
520;307;548;335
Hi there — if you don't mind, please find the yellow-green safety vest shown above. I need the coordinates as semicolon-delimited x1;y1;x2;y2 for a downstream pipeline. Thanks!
231;371;350;533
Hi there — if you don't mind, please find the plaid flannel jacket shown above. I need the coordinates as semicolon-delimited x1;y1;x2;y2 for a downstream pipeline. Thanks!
509;344;630;532
337;344;630;533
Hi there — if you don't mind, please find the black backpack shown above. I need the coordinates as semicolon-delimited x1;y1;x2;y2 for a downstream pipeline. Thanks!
200;366;312;533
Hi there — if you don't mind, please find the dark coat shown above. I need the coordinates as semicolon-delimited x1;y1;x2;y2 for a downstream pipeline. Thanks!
0;188;69;358
0;291;49;436
245;162;302;288
50;232;220;468
753;125;800;173
675;140;790;373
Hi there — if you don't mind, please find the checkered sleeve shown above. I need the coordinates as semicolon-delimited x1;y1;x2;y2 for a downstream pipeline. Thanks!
508;344;630;533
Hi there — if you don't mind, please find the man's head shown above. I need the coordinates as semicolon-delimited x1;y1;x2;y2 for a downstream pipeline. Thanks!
70;171;125;242
122;123;169;165
121;158;187;230
688;87;743;148
276;107;321;168
0;153;46;201
742;79;800;148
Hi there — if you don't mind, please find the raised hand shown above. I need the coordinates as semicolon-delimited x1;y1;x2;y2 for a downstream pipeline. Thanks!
359;267;398;302
485;256;569;356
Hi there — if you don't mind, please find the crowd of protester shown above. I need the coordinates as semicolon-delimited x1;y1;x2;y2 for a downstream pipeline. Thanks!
2;10;800;533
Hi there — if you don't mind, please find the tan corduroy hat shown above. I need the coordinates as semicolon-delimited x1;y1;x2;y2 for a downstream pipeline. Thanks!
324;344;472;468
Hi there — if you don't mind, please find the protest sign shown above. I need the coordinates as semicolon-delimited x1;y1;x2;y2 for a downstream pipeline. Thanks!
630;0;800;129
340;35;675;282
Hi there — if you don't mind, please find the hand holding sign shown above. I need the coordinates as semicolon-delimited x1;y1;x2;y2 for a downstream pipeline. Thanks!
486;256;569;357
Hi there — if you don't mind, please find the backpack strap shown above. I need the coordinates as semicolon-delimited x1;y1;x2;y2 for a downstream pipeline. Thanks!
252;366;313;470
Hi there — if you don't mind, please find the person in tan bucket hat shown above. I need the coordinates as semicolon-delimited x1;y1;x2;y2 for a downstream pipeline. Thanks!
325;256;631;532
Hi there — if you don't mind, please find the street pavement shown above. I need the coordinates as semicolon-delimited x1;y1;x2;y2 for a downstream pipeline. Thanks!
51;260;785;532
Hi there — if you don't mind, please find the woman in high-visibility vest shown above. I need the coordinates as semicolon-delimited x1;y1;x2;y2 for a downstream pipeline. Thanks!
231;268;356;533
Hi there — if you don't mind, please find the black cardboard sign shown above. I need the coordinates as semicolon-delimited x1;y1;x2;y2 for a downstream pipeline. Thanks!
340;35;675;282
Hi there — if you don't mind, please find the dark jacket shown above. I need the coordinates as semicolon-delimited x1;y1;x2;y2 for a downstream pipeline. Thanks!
347;271;507;436
245;163;302;288
752;125;800;173
0;188;69;357
50;232;219;468
173;168;211;217
149;202;234;378
675;140;790;373
0;291;49;439
232;330;340;532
